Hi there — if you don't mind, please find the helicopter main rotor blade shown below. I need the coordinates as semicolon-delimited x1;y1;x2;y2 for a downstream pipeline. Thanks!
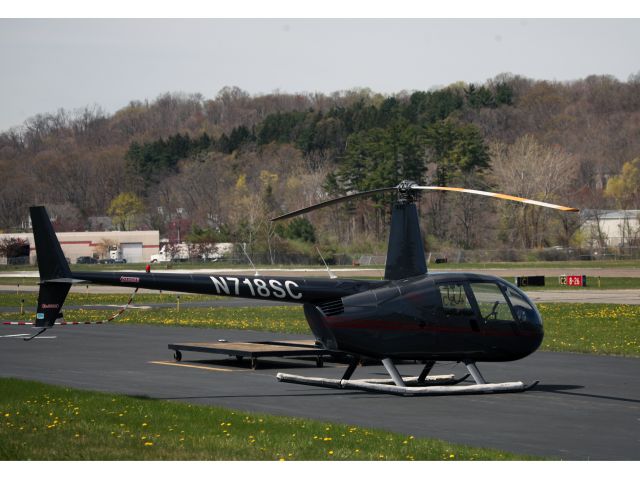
271;187;397;221
411;186;579;212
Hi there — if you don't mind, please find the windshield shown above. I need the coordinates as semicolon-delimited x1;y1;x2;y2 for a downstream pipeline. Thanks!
468;280;542;326
502;283;542;326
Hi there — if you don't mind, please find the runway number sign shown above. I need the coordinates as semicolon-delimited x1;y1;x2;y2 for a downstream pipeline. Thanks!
559;275;587;287
209;276;302;299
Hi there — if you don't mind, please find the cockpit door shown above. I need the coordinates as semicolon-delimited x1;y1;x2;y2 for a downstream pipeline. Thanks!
468;281;520;335
436;281;481;332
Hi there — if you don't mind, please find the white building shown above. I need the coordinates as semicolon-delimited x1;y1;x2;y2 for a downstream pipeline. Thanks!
582;210;640;247
0;230;159;264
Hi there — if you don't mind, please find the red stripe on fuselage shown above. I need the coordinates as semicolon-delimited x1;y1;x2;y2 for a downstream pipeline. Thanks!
325;318;538;338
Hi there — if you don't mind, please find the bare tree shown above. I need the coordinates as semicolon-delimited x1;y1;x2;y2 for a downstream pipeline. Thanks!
491;135;579;248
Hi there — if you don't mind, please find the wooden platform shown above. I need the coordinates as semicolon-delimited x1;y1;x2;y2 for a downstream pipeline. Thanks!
167;339;331;368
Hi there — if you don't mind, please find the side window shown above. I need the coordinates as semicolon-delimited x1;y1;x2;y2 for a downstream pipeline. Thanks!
469;283;513;321
438;283;474;318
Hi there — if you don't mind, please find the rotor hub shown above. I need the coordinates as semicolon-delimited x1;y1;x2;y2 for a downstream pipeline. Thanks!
396;180;418;204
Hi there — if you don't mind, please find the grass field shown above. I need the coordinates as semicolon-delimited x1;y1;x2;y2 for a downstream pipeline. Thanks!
0;378;537;460
537;303;640;356
1;302;638;357
0;277;40;285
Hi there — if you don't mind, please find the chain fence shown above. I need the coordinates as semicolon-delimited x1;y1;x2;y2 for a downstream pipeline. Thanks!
2;246;639;268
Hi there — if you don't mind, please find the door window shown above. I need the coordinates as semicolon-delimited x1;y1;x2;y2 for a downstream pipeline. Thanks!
438;283;474;318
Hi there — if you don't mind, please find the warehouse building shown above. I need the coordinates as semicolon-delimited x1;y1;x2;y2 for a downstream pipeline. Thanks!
582;210;640;247
0;230;160;265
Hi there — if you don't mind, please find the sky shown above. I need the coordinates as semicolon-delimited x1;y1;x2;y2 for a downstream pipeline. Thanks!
1;16;639;132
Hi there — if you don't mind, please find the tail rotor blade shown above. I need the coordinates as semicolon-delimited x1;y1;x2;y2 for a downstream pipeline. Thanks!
411;186;579;212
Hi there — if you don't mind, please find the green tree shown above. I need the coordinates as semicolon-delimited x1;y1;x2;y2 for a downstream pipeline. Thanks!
494;81;514;105
338;120;428;191
257;111;307;145
218;125;254;153
424;120;489;185
283;217;316;243
465;84;496;109
605;158;640;208
107;192;144;231
404;89;464;124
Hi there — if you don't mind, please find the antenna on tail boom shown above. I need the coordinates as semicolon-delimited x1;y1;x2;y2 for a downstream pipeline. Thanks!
316;246;337;279
241;243;260;276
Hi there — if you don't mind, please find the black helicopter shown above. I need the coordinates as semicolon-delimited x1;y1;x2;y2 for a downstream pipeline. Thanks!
27;180;577;395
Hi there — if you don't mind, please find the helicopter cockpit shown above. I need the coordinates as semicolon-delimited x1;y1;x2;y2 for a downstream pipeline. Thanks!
435;277;542;328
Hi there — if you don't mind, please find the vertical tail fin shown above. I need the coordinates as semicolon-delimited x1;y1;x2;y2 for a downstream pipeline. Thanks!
30;206;71;280
30;206;72;328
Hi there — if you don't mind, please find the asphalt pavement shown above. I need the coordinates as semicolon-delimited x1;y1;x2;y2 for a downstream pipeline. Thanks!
1;323;638;460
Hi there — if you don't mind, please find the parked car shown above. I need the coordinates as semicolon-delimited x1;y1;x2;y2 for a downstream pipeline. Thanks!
76;256;97;264
98;258;127;264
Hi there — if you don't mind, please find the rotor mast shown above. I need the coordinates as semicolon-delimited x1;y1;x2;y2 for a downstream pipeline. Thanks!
384;180;427;280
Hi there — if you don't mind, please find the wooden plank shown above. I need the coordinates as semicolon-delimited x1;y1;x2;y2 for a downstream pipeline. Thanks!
167;339;329;359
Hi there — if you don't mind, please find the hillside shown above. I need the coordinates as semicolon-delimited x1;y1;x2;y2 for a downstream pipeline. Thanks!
1;74;639;258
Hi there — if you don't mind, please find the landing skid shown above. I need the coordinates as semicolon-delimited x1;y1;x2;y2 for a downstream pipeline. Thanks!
276;359;538;396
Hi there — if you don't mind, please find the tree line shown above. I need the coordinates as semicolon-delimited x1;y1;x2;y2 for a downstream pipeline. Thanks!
1;74;640;260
